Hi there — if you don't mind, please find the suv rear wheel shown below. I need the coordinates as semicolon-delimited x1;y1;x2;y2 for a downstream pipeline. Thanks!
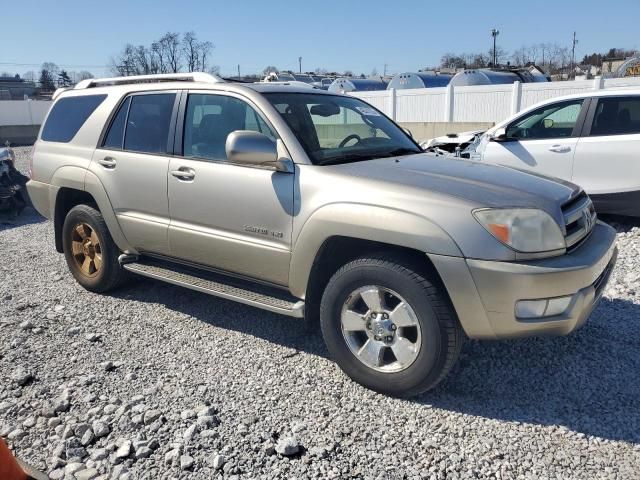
62;204;126;292
320;255;463;396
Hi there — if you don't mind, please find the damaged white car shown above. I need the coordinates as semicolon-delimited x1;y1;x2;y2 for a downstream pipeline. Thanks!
422;90;640;217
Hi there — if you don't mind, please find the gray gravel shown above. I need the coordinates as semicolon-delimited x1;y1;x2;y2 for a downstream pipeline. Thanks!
1;146;639;479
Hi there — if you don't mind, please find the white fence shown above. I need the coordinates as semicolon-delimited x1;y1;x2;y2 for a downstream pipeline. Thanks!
351;77;640;124
0;100;51;127
1;77;640;129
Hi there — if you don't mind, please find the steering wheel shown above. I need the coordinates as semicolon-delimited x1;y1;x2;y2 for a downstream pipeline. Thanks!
339;134;362;148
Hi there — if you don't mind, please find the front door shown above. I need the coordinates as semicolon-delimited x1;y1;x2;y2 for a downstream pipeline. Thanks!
481;98;586;182
90;92;178;255
167;92;294;286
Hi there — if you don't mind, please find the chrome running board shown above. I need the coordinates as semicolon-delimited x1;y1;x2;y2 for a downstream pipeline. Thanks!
122;259;305;318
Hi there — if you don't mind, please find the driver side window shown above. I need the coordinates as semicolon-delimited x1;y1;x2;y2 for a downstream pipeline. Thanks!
506;99;584;140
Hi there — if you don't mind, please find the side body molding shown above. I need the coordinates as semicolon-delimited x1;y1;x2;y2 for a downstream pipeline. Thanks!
288;203;462;298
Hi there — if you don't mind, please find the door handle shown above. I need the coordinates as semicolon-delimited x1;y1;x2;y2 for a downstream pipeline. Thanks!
548;145;571;153
98;156;117;168
170;168;196;181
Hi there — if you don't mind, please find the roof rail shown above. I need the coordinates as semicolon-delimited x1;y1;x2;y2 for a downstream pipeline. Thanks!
74;72;224;90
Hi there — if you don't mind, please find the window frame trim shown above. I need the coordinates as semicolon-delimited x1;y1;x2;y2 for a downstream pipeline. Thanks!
175;90;281;165
504;98;589;142
582;95;640;138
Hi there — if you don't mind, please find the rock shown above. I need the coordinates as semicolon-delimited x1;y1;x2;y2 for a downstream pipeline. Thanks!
115;440;131;459
19;319;34;330
180;455;194;470
81;428;95;446
54;304;65;312
164;448;180;465
134;446;152;459
66;437;87;460
66;326;81;336
22;416;37;428
196;415;218;429
62;425;75;440
197;406;216;417
103;404;117;415
275;436;300;456
8;428;26;440
11;367;34;386
212;453;226;470
180;409;196;420
74;468;99;480
52;389;71;413
183;424;197;441
92;421;110;438
48;417;62;428
100;361;115;372
64;462;84;475
124;373;137;381
143;409;161;425
90;448;108;461
49;468;65;480
85;333;101;342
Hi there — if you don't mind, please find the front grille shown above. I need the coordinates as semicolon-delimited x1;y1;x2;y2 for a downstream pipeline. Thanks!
562;191;597;251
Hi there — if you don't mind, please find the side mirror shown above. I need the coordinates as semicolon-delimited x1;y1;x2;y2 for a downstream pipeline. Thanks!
226;131;278;168
490;127;508;142
543;118;554;129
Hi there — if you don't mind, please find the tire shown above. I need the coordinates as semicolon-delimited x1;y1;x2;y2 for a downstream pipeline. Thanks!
320;255;463;397
62;204;126;293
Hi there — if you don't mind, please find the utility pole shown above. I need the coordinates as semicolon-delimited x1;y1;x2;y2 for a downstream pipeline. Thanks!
298;56;302;74
571;31;578;79
490;29;500;67
237;64;241;80
383;63;388;77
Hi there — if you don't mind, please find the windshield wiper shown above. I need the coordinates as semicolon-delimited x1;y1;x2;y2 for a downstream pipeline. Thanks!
378;147;422;158
316;152;375;166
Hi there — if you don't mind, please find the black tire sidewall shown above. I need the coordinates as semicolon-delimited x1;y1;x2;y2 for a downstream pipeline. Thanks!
320;260;449;396
62;205;118;292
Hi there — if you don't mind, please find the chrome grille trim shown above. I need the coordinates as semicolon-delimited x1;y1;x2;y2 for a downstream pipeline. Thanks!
562;192;597;250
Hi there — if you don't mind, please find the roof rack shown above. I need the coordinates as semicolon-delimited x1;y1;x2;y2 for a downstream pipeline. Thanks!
74;72;224;90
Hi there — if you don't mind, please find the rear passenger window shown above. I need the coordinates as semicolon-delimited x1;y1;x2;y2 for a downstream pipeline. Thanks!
103;97;131;149
41;94;107;142
123;93;176;154
591;97;640;136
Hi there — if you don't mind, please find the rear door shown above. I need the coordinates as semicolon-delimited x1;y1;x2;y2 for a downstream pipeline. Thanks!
572;95;640;214
481;98;587;182
91;91;178;255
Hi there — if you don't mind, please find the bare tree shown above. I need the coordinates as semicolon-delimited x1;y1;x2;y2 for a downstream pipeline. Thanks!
197;40;214;72
159;32;181;73
77;71;94;81
182;32;199;72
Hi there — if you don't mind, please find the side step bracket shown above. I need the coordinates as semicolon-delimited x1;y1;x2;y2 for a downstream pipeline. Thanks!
122;260;305;318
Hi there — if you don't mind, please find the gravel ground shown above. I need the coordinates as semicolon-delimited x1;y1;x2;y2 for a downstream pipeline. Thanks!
1;146;639;480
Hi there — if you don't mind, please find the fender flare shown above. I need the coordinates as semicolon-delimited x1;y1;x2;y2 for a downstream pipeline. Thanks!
49;166;135;254
288;203;462;298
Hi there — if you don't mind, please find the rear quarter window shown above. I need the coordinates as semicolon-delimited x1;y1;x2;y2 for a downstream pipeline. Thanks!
41;94;107;143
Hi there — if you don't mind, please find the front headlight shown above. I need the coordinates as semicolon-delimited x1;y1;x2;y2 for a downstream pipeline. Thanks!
473;208;565;253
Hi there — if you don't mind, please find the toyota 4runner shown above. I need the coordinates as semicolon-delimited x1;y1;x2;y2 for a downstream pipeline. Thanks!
27;73;617;396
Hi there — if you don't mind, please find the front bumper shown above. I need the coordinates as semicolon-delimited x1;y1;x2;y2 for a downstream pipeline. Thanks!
430;221;617;339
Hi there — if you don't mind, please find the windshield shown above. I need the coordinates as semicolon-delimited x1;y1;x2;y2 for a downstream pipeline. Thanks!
264;93;421;165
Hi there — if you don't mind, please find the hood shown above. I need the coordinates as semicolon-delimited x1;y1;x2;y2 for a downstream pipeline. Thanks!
331;153;579;217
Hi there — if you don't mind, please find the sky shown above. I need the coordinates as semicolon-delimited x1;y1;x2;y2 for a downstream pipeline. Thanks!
2;0;639;78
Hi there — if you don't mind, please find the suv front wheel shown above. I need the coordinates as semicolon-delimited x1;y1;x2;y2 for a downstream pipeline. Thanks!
320;255;463;396
62;204;126;293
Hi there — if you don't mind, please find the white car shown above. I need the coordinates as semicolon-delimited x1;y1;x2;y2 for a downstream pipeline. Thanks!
467;90;640;217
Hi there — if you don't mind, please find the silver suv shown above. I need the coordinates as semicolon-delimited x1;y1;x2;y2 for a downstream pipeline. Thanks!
28;73;617;396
